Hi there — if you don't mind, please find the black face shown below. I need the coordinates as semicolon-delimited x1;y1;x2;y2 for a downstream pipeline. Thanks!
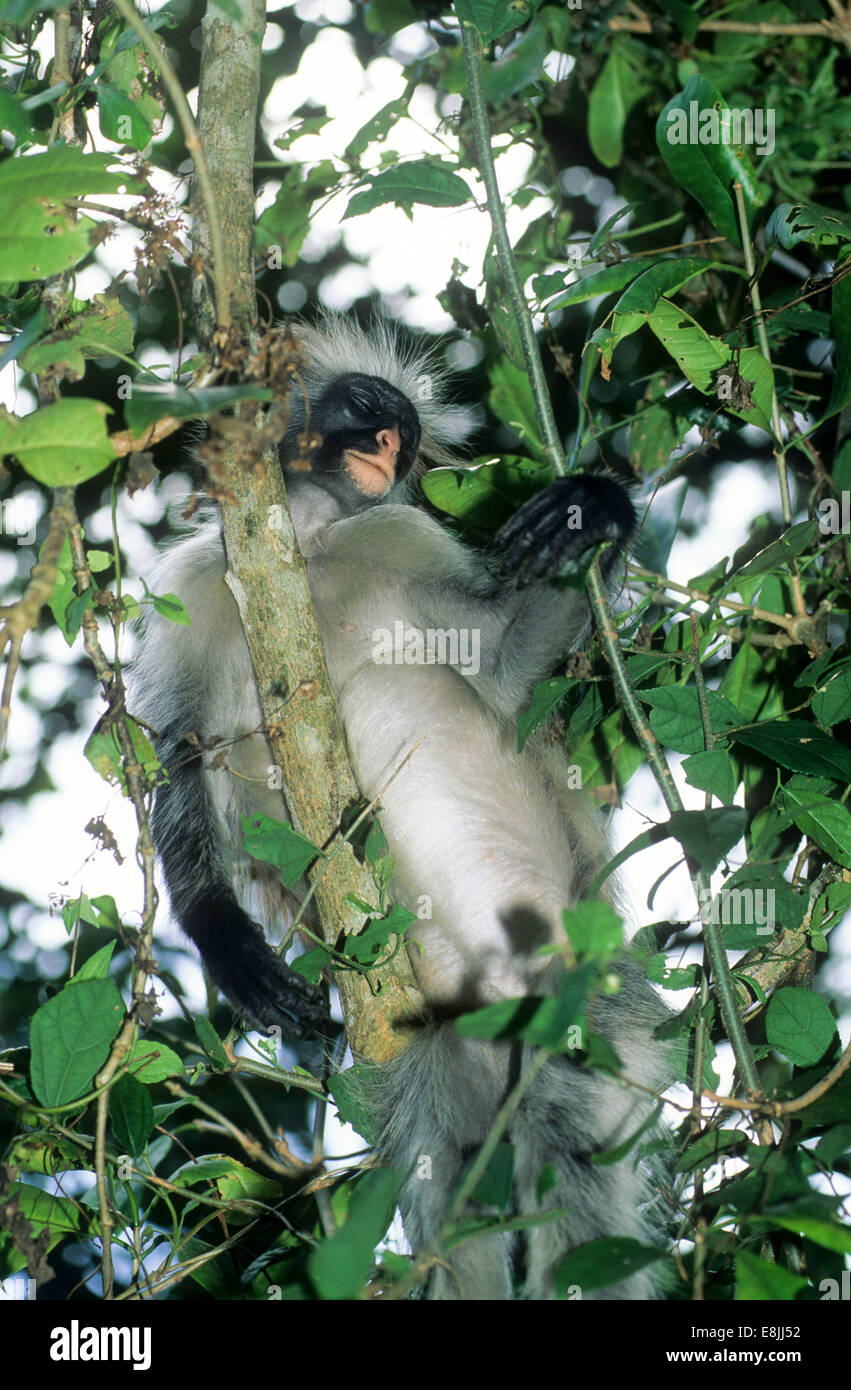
302;372;422;497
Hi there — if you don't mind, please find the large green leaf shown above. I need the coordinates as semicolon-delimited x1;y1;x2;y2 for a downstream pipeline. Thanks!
309;1169;399;1299
29;978;124;1107
588;39;646;169
766;987;837;1067
0;399;114;484
732;719;851;783
656;74;768;243
344;160;470;219
647;298;775;434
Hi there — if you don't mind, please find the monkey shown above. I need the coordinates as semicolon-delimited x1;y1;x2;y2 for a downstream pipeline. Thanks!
130;315;671;1300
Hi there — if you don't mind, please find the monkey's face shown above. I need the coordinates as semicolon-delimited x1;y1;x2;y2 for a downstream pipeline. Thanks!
308;372;422;497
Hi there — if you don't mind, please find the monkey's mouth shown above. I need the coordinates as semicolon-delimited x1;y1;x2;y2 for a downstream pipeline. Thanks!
343;440;400;496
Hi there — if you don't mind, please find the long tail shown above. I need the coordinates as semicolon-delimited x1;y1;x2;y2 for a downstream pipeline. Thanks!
374;966;670;1300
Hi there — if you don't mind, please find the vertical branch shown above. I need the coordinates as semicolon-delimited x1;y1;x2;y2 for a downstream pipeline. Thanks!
732;183;806;617
586;558;764;1101
459;19;566;477
188;0;423;1062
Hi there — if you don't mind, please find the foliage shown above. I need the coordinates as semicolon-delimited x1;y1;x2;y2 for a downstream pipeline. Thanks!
0;0;849;1303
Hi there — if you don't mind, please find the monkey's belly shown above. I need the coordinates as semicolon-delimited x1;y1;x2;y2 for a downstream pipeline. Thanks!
334;662;585;1014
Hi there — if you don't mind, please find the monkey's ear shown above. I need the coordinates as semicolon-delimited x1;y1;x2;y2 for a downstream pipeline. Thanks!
495;475;636;588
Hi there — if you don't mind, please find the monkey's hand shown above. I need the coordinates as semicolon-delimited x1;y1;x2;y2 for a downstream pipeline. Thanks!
190;901;330;1038
495;474;636;588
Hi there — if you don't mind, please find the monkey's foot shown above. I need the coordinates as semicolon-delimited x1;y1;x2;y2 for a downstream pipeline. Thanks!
496;474;636;588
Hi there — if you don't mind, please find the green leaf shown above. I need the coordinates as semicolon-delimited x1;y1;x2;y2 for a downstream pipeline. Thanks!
194;1016;232;1071
470;1142;515;1211
642;684;742;753
345;96;408;160
588;39;646;169
488;356;547;460
97;82;154;151
7;1183;87;1243
561;901;623;963
655;74;767;244
242;814;321;888
682;748;738;805
0;147;136;204
0;88;32;143
127;1039;184;1084
343;160;470;218
21;296;135;379
764;202;851;254
309;1169;399;1299
482;23;548;103
255;161;338;267
543;258;667;312
608;259;734;352
812;667;851;727
343;903;413;966
555;1236;665;1295
453;0;544;43
674;1129;746;1174
782;778;851;870
765;1210;851;1256
735;1250;809;1300
732;719;851;783
109;1073;154;1157
765;987;837;1067
647;299;775;434
517;677;574;752
216;1161;280;1205
827;250;851;419
735;521;818;577
328;1065;380;1146
70;941;116;983
29;978;124;1106
123;382;273;436
0;399;114;485
151;592;190;625
420;456;551;529
456;967;592;1050
0;199;100;282
289;945;332;985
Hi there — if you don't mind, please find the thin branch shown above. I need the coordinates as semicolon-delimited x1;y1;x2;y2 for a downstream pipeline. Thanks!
459;19;565;477
108;0;231;329
586;556;764;1107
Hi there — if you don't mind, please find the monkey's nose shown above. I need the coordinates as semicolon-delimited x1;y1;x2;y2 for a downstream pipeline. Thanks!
376;425;401;459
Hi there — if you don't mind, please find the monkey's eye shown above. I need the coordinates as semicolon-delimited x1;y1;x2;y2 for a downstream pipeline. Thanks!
346;386;379;416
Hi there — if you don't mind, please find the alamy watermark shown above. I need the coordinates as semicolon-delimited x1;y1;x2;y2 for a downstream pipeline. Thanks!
697;886;776;935
818;492;851;535
664;100;775;158
372;622;481;676
0;495;37;546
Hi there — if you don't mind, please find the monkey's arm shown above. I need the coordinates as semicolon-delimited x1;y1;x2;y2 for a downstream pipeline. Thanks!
133;526;329;1037
414;475;635;713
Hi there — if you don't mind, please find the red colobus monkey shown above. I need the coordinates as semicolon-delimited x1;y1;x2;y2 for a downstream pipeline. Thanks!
132;316;670;1300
